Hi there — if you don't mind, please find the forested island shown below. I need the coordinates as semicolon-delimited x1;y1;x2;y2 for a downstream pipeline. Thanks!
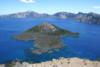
16;22;79;54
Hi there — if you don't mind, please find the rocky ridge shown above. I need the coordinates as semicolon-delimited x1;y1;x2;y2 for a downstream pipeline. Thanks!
0;11;100;24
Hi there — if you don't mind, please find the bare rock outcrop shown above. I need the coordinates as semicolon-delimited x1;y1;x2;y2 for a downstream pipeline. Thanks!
0;58;100;67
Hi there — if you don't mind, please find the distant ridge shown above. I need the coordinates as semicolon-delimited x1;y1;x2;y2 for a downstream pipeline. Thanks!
0;11;100;24
0;11;50;19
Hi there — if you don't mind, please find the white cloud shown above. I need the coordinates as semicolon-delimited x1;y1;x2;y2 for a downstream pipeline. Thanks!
93;6;100;9
20;0;36;4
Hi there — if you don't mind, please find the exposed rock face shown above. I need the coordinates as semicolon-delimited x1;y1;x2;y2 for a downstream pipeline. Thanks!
75;12;100;24
16;22;79;54
0;11;50;19
53;12;100;24
0;11;100;24
0;58;100;67
54;12;100;24
37;23;57;32
53;12;75;19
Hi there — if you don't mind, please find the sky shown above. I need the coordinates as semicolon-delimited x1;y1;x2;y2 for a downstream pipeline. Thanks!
0;0;100;15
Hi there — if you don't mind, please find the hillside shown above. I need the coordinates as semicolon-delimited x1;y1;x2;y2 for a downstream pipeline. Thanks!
0;11;100;24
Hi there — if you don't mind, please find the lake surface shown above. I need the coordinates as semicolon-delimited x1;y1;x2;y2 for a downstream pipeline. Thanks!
0;18;100;63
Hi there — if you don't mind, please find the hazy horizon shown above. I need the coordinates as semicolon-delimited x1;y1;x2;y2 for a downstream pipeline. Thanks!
0;0;100;15
1;10;100;15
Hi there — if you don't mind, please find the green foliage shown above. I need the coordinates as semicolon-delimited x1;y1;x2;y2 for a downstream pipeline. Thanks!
49;39;59;46
27;26;40;32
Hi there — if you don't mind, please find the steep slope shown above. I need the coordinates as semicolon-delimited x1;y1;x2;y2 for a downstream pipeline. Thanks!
0;11;50;19
0;11;100;24
75;12;100;24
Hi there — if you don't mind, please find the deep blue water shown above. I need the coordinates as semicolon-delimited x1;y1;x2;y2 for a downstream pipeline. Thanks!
0;18;100;63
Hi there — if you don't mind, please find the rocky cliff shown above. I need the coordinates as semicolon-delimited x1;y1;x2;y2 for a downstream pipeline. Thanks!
0;11;100;24
75;12;100;24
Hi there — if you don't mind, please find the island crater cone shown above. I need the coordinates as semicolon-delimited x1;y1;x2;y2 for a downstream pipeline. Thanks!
16;22;79;54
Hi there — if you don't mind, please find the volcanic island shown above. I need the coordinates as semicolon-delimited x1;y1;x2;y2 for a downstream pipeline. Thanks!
16;22;79;54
